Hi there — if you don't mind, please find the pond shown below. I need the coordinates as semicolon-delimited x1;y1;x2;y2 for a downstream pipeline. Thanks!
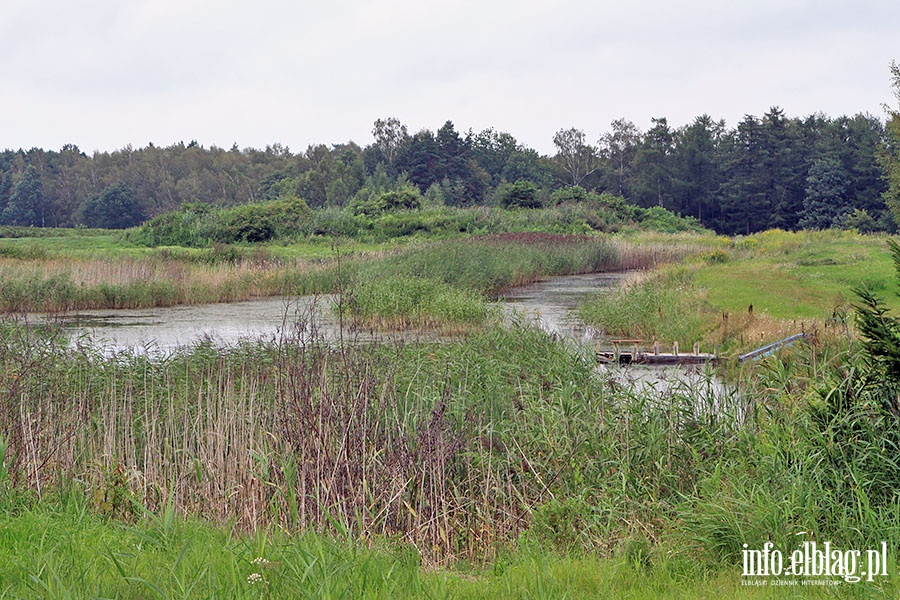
499;272;623;342
42;270;735;416
50;272;628;355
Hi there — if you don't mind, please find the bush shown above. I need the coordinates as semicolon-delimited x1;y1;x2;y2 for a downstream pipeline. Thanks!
637;206;703;233
549;185;591;205
131;197;312;246
349;186;422;217
129;209;211;247
496;180;542;209
217;203;275;242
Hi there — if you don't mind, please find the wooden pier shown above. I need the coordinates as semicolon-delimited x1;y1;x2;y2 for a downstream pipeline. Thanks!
597;339;718;366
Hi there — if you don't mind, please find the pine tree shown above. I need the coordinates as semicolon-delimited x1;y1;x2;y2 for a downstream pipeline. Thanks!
1;165;43;227
853;240;900;416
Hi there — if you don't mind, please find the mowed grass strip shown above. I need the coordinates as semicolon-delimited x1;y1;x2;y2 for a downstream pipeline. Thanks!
695;232;900;319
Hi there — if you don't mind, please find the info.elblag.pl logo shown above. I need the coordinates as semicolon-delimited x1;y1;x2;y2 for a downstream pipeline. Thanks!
741;536;890;586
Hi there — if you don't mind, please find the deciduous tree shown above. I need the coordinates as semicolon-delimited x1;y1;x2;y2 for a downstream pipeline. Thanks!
598;119;640;197
81;182;145;229
553;127;597;186
372;117;409;168
881;61;900;226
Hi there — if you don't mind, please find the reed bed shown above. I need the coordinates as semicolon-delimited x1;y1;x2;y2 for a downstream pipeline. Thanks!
0;254;340;312
0;318;745;565
2;317;900;599
345;233;698;331
0;232;697;318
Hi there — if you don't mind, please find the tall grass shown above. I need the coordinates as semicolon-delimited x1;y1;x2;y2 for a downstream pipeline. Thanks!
0;316;741;562
0;252;343;312
1;498;810;599
2;315;900;593
578;265;714;348
356;233;665;298
345;233;693;330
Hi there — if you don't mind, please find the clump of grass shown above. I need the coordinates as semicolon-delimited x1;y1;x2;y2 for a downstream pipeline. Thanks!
346;275;491;331
579;266;713;347
0;253;346;312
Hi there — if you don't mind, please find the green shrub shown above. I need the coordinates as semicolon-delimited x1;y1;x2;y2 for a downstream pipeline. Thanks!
349;186;422;217
637;206;704;233
496;180;542;209
217;203;275;242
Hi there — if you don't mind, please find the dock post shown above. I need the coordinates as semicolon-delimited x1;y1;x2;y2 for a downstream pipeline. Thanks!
673;341;679;356
693;342;700;355
653;341;660;356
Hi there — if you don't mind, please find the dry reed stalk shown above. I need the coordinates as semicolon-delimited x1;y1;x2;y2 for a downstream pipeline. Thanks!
3;325;579;563
611;240;697;271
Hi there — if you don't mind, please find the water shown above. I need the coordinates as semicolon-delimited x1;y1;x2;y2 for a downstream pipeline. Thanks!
500;272;623;343
57;296;334;355
500;272;733;415
50;273;628;355
47;270;733;415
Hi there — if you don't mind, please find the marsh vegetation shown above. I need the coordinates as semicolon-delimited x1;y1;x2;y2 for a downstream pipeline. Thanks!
1;227;900;597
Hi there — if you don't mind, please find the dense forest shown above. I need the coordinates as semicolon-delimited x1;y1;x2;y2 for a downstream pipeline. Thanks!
0;107;894;235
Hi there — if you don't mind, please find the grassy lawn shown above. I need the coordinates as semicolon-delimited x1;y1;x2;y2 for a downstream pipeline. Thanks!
694;230;899;318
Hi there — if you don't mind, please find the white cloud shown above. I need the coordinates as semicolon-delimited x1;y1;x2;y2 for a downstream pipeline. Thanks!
0;0;897;154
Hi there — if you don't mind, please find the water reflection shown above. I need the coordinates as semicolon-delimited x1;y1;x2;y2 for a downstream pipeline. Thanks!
500;272;624;342
51;272;627;355
55;295;343;355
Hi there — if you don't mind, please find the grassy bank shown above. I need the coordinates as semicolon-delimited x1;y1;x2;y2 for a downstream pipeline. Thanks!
578;229;900;354
694;229;900;317
1;499;813;599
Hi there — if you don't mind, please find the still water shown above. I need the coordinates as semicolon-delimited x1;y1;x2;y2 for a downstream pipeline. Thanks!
50;270;733;414
55;272;626;355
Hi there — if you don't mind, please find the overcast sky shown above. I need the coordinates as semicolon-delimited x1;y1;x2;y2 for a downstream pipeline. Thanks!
1;0;898;155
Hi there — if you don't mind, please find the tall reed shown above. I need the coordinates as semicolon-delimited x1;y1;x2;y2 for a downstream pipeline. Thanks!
345;233;693;330
0;314;744;564
3;290;892;573
0;253;340;312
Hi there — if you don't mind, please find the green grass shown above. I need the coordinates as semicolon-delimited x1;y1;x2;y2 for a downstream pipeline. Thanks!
576;230;900;353
694;230;900;318
347;275;493;330
578;265;713;347
345;233;691;330
4;226;900;596
0;228;390;261
4;498;872;599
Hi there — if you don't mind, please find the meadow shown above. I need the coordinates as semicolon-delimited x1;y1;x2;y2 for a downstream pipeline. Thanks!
579;229;900;353
2;226;900;597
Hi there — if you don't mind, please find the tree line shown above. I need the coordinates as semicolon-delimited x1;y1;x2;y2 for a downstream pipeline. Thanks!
0;106;894;236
